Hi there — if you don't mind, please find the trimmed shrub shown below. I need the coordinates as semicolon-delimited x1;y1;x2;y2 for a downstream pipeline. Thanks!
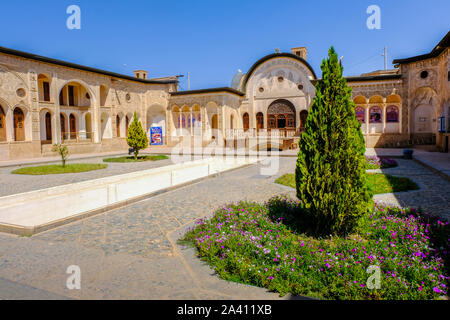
295;47;371;236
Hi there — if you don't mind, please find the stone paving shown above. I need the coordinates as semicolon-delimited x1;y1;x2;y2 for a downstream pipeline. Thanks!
0;156;448;299
372;158;450;219
0;155;174;197
0;157;297;300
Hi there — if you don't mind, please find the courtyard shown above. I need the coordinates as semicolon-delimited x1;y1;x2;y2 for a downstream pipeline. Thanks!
0;153;448;299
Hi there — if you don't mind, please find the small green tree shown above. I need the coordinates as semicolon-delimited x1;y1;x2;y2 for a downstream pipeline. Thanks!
295;47;371;236
52;144;69;167
126;111;148;160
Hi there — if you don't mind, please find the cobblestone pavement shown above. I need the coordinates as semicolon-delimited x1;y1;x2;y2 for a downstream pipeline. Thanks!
0;157;448;299
0;155;174;197
372;158;450;219
0;157;297;300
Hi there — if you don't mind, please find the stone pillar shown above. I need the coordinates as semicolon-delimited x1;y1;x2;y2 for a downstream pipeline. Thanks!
93;83;101;143
382;103;387;133
79;114;86;139
53;73;62;144
28;70;40;142
5;108;13;142
365;106;370;135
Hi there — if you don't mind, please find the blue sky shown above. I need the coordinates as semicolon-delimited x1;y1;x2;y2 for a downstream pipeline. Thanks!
0;0;448;90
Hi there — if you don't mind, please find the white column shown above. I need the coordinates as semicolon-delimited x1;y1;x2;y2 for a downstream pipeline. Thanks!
5;109;13;142
79;113;86;139
366;106;370;135
93;84;101;143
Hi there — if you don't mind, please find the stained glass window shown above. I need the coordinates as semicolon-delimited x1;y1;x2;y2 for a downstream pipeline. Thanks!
386;106;399;123
369;106;382;123
355;107;365;123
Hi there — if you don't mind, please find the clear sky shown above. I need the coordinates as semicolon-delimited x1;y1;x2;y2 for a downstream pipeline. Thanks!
0;0;449;90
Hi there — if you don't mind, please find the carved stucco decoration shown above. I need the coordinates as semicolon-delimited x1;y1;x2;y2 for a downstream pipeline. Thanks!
0;65;29;110
169;93;241;110
412;87;437;108
267;100;296;114
248;57;316;99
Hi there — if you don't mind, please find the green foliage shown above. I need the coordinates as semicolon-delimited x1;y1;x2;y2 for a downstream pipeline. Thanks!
182;196;449;300
103;155;168;163
295;47;371;236
51;144;69;167
126;111;149;160
12;163;107;175
276;173;419;195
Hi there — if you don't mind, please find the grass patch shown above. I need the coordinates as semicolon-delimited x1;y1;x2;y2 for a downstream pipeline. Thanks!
275;173;418;195
182;196;449;300
103;155;169;163
12;163;107;175
274;173;296;189
366;173;419;194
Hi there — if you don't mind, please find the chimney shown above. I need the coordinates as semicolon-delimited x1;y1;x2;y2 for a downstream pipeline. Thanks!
134;70;148;79
291;47;307;60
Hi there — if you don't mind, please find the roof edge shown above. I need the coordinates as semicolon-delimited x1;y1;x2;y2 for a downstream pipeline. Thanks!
392;30;450;64
170;87;245;97
241;52;317;92
0;46;178;85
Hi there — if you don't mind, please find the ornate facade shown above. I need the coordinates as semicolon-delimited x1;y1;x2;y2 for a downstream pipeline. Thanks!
0;31;449;160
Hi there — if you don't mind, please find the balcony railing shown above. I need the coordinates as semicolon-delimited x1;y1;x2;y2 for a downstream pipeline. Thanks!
225;128;303;139
61;131;94;143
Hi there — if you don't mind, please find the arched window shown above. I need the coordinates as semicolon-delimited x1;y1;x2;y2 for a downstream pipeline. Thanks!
60;113;66;141
355;107;365;123
300;110;308;129
386;106;399;123
369;106;382;123
13;108;25;141
230;114;234;129
243;113;249;131
69;114;77;139
256;112;264;130
38;74;51;102
125;115;130;136
0;105;6;141
45;112;52;141
287;114;295;127
267;99;296;129
211;114;218;130
116;115;121;137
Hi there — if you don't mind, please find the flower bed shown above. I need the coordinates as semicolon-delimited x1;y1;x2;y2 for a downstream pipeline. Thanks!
366;156;398;170
182;196;449;300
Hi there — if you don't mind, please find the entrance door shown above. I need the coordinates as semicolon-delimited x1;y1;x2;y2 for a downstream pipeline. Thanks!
45;112;52;141
243;113;249;131
0;106;6;141
69;114;76;139
300;110;308;130
256;112;264;130
414;104;435;133
13;108;25;141
267;99;296;130
60;114;66;141
116;115;121;137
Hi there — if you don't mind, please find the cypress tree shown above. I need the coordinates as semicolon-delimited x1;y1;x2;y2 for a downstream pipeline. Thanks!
295;47;371;236
126;111;149;160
